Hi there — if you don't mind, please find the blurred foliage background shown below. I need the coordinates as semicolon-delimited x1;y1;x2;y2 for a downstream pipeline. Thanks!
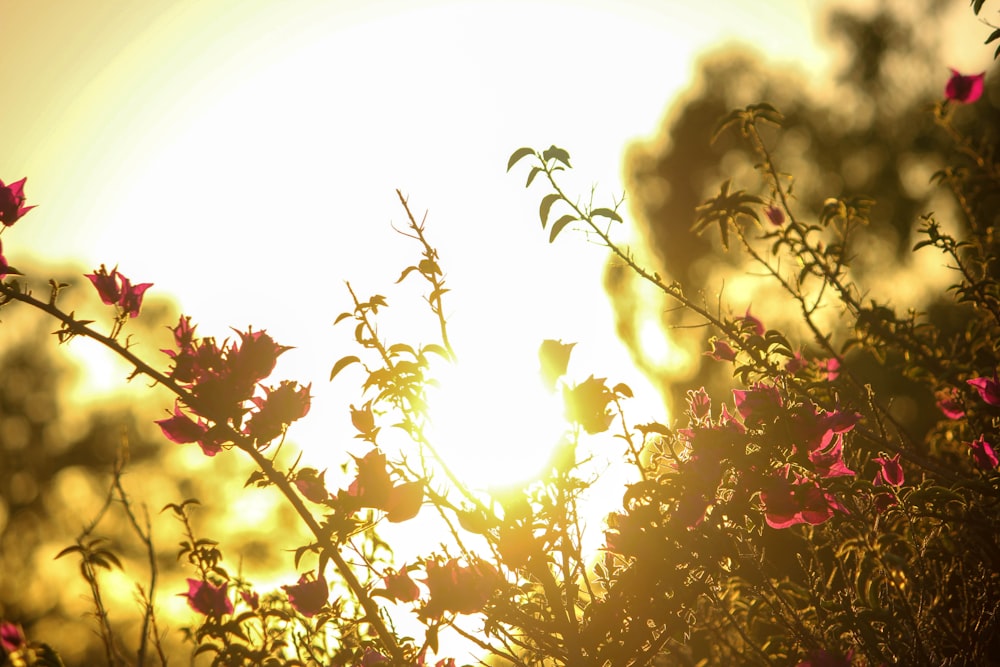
608;0;997;435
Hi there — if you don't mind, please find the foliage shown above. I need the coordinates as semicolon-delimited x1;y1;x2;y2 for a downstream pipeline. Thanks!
2;5;1000;666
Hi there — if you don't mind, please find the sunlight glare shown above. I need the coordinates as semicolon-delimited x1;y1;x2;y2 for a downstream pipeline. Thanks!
424;353;566;490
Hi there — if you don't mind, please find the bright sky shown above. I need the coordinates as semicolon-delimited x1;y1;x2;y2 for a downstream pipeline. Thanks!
2;1;833;491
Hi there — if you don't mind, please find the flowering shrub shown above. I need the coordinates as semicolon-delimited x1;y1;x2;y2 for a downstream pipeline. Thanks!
2;8;999;667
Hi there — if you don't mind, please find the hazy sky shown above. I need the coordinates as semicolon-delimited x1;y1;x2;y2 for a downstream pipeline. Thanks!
2;0;964;484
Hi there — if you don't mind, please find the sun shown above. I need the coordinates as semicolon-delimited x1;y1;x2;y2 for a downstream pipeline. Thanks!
423;348;568;491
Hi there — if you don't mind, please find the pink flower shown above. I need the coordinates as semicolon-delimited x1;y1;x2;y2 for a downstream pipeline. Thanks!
240;590;260;610
118;276;153;318
945;69;985;104
760;467;844;529
86;264;122;305
969;435;999;470
733;383;783;426
935;387;965;420
0;621;25;655
421;558;501;617
0;177;36;226
383;567;421;603
824;357;841;381
874;453;904;486
738;308;765;336
155;403;209;444
293;467;330;504
283;573;328;617
246;380;312;443
706;338;737;362
808;434;855;478
85;265;152;317
182;578;233;617
765;205;785;226
0;240;12;277
796;648;854;667
967;375;1000;406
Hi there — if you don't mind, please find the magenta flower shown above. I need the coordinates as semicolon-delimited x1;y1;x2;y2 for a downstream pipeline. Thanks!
383;567;421;603
86;264;121;305
738;308;765;336
293;467;330;504
808;435;855;478
119;276;153;318
240;590;260;610
706;338;737;362
969;435;999;470
0;177;36;226
246;380;312;443
796;648;854;667
968;375;1000;406
155;403;209;444
824;357;841;381
935;387;965;420
945;69;985;104
182;578;233;617
283;573;329;617
85;265;152;318
0;621;25;655
765;205;785;226
0;240;13;277
874;452;904;486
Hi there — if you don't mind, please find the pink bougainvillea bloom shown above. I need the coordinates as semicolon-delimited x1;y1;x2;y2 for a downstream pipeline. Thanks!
796;648;854;667
945;69;985;104
0;621;25;654
706;338;737;362
118;276;153;318
283;573;328;617
809;434;855;478
240;590;260;610
293;467;330;504
969;435;999;470
358;647;391;666
824;357;841;381
182;578;233;617
0;240;10;277
874;453;904;486
760;467;843;529
738;308;765;336
967;375;1000;406
785;351;806;374
385;481;424;523
247;380;312;443
935;387;965;420
86;264;122;305
155;404;209;444
0;177;36;226
733;383;783;426
765;205;785;226
422;558;501;617
383;568;421;603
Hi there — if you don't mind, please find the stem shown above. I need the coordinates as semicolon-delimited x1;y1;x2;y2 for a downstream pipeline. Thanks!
0;282;406;663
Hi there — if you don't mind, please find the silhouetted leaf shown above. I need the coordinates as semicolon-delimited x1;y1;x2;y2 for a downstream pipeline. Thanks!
507;147;535;172
330;355;361;381
539;193;561;228
526;166;543;188
542;145;571;167
549;215;576;243
591;207;622;223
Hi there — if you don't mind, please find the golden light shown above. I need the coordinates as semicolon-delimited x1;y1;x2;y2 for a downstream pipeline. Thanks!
424;346;568;489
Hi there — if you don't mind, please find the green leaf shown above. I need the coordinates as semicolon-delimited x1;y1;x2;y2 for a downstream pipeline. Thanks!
507;147;535;172
539;193;561;228
542;145;571;167
590;207;622;223
330;355;360;381
549;215;576;243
